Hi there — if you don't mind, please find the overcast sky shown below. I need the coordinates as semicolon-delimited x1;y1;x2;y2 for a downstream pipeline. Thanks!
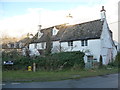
0;0;119;42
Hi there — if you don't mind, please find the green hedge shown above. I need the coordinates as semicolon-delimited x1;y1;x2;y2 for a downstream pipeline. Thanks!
35;51;85;70
2;51;85;71
114;52;120;67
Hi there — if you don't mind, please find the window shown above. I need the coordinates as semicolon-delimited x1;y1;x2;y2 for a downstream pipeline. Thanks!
85;40;88;46
41;42;45;49
81;40;84;46
52;27;59;36
81;40;88;46
35;43;37;49
38;31;43;38
11;44;14;48
68;41;73;46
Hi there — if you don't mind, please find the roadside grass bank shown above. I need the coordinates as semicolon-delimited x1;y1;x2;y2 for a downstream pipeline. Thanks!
2;67;118;82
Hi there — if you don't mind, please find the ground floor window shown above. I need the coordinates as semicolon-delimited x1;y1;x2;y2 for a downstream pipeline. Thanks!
68;41;73;46
81;40;88;46
35;43;37;49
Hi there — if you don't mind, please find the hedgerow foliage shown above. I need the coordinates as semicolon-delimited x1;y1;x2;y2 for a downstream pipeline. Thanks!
35;51;85;70
108;52;120;68
2;51;85;71
113;52;120;67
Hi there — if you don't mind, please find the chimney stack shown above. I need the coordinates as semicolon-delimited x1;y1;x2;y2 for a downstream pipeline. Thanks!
38;25;43;38
100;6;106;21
38;25;42;31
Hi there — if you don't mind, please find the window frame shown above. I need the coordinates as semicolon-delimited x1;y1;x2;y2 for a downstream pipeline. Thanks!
41;42;45;49
81;40;84;46
85;40;88;46
81;40;88;46
68;41;73;46
35;43;37;49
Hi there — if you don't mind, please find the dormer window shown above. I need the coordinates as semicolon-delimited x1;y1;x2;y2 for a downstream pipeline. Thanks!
52;27;59;36
38;30;43;38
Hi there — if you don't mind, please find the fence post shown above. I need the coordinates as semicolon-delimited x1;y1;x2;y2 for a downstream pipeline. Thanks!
33;62;36;72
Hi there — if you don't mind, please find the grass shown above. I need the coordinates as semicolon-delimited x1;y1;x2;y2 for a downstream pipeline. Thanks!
2;67;118;82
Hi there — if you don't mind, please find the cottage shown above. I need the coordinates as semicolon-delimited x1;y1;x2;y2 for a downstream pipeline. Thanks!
29;6;117;65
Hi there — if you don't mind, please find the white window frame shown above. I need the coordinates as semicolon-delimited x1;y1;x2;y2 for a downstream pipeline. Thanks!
81;40;88;46
68;41;73;46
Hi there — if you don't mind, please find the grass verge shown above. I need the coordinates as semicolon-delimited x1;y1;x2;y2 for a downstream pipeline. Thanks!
2;67;118;82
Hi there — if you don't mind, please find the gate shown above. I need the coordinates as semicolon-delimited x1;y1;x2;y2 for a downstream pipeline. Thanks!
85;56;93;69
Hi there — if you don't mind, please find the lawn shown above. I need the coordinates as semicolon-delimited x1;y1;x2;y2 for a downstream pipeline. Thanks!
2;67;118;82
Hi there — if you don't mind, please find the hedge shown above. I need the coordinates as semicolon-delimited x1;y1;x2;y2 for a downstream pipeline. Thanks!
2;51;85;71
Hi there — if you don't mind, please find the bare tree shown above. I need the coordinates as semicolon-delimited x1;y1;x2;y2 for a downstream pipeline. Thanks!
45;33;52;55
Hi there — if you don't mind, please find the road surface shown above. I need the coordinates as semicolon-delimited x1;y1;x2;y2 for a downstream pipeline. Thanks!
2;73;119;88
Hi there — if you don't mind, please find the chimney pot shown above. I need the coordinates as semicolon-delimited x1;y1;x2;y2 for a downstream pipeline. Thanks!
100;6;106;21
101;6;106;12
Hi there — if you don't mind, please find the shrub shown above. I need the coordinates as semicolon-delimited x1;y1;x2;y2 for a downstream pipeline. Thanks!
108;52;120;68
2;51;85;71
2;50;33;70
115;52;120;67
36;51;85;71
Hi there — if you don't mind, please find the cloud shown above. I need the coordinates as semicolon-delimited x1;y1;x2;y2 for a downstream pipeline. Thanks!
0;0;107;2
0;0;119;41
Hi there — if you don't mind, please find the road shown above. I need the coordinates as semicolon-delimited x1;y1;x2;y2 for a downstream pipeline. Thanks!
2;73;119;88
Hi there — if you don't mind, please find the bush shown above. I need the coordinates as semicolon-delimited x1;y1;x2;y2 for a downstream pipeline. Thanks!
108;52;120;68
2;50;20;61
2;50;33;70
35;51;85;71
115;52;120;67
2;51;85;71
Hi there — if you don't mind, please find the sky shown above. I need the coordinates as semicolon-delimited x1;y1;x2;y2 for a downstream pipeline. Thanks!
0;0;119;42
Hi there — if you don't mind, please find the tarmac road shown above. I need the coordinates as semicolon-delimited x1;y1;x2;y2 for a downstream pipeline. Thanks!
2;73;119;88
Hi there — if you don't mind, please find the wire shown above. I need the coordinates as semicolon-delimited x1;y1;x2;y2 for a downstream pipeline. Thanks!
109;21;120;24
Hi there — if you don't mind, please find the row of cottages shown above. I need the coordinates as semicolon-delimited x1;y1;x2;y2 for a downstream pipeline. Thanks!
2;37;30;49
28;6;117;65
2;36;32;56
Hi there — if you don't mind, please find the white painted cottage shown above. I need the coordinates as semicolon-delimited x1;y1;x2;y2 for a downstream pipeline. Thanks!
29;6;117;65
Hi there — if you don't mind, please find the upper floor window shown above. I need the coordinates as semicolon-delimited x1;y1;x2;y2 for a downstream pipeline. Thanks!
38;31;43;38
68;41;73;46
81;40;88;46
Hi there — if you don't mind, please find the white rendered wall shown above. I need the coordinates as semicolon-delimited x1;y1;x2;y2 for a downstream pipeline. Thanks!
51;41;60;53
29;44;35;50
61;39;101;62
29;43;40;56
100;20;117;64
